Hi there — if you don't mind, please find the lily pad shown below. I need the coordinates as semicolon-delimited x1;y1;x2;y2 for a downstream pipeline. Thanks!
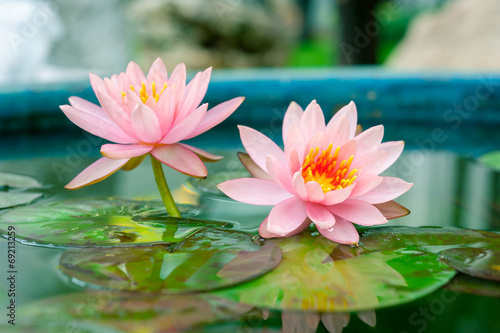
213;232;455;312
360;226;500;253
18;291;252;333
60;227;282;294
0;192;43;210
440;248;500;281
446;273;500;297
479;150;500;170
0;198;232;247
0;172;43;189
187;170;250;198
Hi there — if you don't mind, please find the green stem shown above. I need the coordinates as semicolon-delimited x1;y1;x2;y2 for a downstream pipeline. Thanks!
151;156;181;218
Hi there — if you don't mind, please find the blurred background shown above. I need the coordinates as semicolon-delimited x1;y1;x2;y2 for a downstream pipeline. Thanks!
2;0;499;85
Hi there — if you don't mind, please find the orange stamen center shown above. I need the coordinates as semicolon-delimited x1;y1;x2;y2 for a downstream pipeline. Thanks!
122;81;167;104
301;143;358;193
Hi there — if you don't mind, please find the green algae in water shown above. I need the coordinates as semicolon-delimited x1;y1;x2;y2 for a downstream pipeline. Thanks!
59;227;282;294
0;198;233;247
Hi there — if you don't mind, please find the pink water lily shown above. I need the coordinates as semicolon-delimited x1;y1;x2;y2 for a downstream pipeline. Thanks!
60;58;244;190
218;100;412;245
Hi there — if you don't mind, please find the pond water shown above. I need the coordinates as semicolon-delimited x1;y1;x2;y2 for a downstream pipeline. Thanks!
0;145;500;332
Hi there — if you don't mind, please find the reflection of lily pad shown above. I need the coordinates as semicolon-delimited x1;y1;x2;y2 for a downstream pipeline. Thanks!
214;232;455;312
360;227;500;253
187;170;250;198
446;273;500;297
0;172;43;189
60;227;282;294
440;248;500;281
0;198;231;247
19;291;252;333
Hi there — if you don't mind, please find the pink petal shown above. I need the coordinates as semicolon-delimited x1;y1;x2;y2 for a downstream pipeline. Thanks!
160;103;208;144
100;144;153;159
324;116;350;149
317;216;359;245
259;216;310;238
238;125;287;173
186;67;211;112
304;131;327;160
266;197;308;236
353;177;413;204
218;178;294;205
151;144;207;178
103;77;122;105
284;124;306;161
237;152;272;180
266;155;293;193
328;101;357;139
287;147;302;175
179;143;223;162
299;100;326;142
292;172;309;201
353;150;389;175
176;71;203;121
306;202;335;229
282;101;304;144
354;125;384;156
130;103;162;143
321;185;354;205
185;97;245;139
167;63;186;109
123;87;142;115
89;73;106;96
68;96;108;119
116;72;131;92
373;201;410;220
65;157;130;190
155;85;177;135
328;199;387;226
349;174;383;197
378;141;405;173
168;63;186;87
337;139;358;164
305;181;325;203
126;61;147;88
147;57;168;84
95;89;136;138
60;105;135;144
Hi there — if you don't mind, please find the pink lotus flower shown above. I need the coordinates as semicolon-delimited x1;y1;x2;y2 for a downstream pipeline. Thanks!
218;101;412;245
60;58;244;189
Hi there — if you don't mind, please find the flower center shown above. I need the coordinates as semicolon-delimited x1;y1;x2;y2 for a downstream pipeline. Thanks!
122;81;167;104
301;143;358;193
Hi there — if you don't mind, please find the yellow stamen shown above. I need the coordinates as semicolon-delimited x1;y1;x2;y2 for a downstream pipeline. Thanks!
121;81;168;105
301;144;359;193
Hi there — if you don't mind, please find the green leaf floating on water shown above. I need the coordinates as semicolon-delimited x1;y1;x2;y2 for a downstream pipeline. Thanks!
360;226;500;253
60;227;282;294
479;150;500;170
0;172;43;189
0;198;232;247
213;232;456;312
440;248;500;281
18;291;252;333
0;172;44;209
